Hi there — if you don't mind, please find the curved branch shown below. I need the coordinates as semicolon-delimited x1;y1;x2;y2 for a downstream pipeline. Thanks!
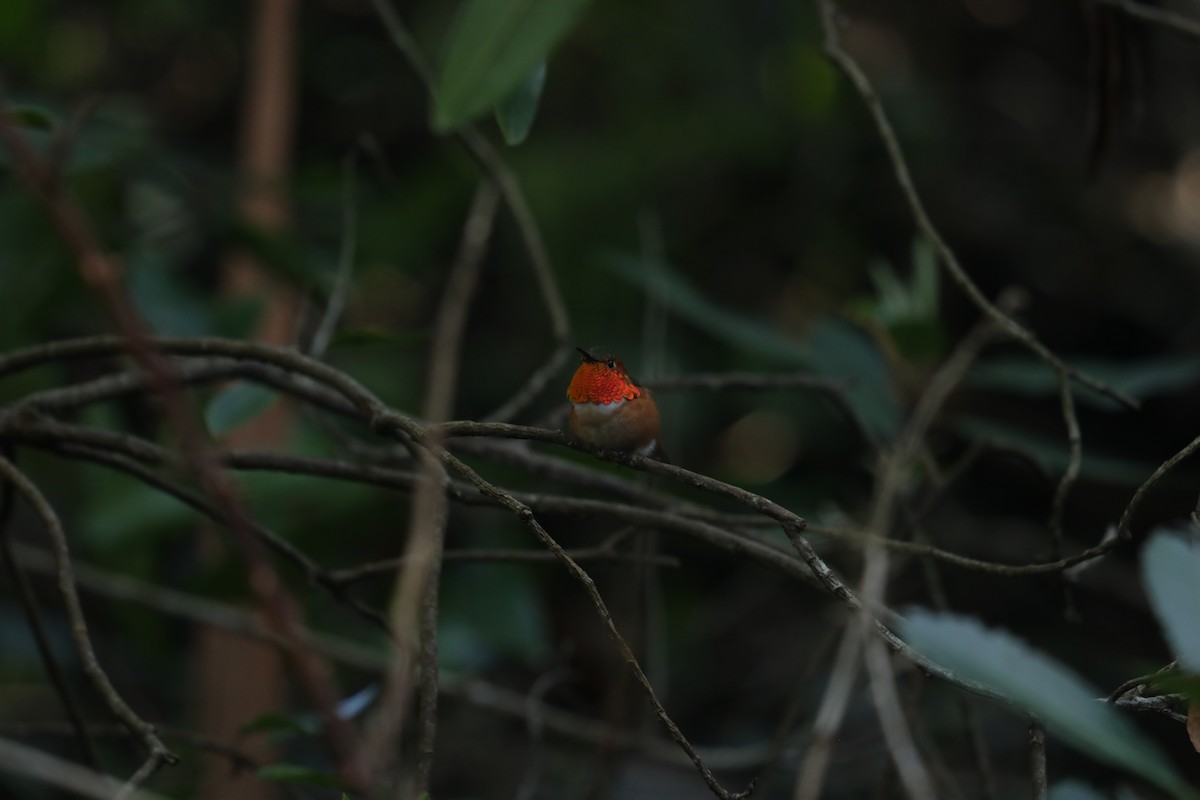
0;454;177;771
5;422;391;632
0;447;103;772
811;0;1138;411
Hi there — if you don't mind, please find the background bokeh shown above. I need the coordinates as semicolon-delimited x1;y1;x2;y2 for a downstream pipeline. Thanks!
3;0;1200;798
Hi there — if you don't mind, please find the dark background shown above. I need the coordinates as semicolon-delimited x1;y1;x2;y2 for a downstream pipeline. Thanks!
2;0;1199;797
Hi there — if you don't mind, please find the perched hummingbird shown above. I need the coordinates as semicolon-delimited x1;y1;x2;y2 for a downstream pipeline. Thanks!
566;347;669;462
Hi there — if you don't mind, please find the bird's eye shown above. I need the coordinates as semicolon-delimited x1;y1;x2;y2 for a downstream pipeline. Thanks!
606;358;616;370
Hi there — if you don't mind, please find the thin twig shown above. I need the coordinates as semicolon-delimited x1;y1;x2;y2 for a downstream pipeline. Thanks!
6;424;392;632
483;343;573;423
3;721;265;776
0;455;178;771
1028;722;1047;800
1117;432;1200;539
0;447;104;774
1048;374;1081;557
0;737;171;800
19;357;359;420
423;444;757;800
811;0;1138;411
12;541;389;674
330;546;680;584
1049;373;1081;619
6;403;1169;588
0;98;369;791
793;624;863;799
363;181;499;792
2;333;1177;586
368;0;571;345
858;459;935;799
1106;661;1177;703
115;755;162;800
844;311;1004;799
3;419;808;593
1112;693;1187;723
5;555;779;776
0;335;1011;707
454;679;786;771
307;147;360;358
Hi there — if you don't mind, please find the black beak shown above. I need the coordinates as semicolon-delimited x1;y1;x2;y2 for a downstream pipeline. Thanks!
576;347;600;363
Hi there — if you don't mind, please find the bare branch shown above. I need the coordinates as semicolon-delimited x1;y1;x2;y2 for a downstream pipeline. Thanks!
793;624;863;800
363;180;499;790
0;104;370;789
0;447;103;774
12;542;389;674
0;737;171;800
1028;722;1047;800
368;0;571;345
7;422;391;632
483;343;574;423
427;444;757;800
307;148;360;358
330;546;680;585
1117;432;1200;539
0;454;177;771
1049;373;1082;618
810;0;1138;411
2;721;265;776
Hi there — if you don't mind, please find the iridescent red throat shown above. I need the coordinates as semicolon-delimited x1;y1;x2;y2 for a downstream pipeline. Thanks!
566;350;641;405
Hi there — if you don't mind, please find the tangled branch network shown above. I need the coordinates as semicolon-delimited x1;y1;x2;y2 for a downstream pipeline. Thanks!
3;0;1200;798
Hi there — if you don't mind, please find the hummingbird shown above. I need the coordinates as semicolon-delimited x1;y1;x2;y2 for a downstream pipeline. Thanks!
566;347;669;462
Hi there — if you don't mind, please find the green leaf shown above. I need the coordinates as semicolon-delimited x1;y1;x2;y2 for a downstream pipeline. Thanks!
257;764;347;789
433;0;593;131
128;250;212;337
900;611;1196;799
910;237;939;316
7;104;57;131
861;237;939;324
439;563;550;669
604;252;902;439
804;316;903;439
205;382;277;436
1142;533;1200;671
968;355;1200;410
495;61;546;145
1048;782;1108;800
240;712;321;738
953;415;1153;485
604;251;809;364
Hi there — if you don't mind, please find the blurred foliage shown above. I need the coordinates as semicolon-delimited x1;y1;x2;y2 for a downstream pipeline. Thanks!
1;0;1200;798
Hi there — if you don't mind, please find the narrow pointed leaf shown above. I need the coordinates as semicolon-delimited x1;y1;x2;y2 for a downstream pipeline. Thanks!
900;610;1196;799
1142;533;1200;671
433;0;592;131
1048;782;1108;800
257;764;348;789
604;251;903;438
495;61;546;144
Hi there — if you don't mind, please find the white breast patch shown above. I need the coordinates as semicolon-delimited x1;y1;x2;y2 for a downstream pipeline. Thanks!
572;399;627;418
